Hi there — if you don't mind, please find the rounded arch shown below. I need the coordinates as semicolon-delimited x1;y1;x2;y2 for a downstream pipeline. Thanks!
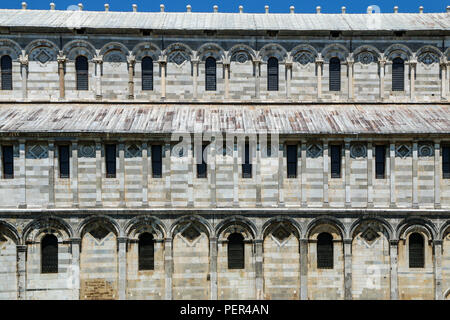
169;215;213;239
131;42;161;61
197;43;225;62
125;215;166;240
228;44;256;63
25;39;59;56
350;217;394;240
0;39;22;60
321;43;350;62
0;220;20;244
440;220;450;240
77;215;121;238
291;44;318;65
23;216;73;243
62;39;96;61
415;45;443;65
352;45;381;64
215;215;257;240
99;42;129;57
445;47;450;60
261;216;302;240
306;216;346;239
384;43;413;62
396;217;437;241
445;288;450;300
258;43;288;62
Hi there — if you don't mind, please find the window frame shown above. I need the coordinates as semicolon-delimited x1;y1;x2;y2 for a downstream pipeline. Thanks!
59;145;70;179
75;55;89;91
205;57;217;91
409;232;425;269
151;145;163;178
330;144;342;179
443;145;450;179
2;145;13;179
41;234;58;274
227;233;245;270
286;144;298;178
141;56;154;91
329;57;341;92
375;145;386;179
1;55;13;91
317;232;334;269
242;142;252;178
267;57;279;91
105;144;117;178
196;144;208;178
392;57;405;92
138;232;155;271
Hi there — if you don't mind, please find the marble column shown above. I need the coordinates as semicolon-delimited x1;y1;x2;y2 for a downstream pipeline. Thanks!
192;58;199;99
210;237;218;300
347;57;354;100
254;239;264;299
70;238;81;300
19;54;28;100
117;237;127;300
434;240;443;300
127;55;135;99
93;55;103;100
159;57;167;99
409;59;417;101
164;238;173;300
253;59;261;99
389;240;398;300
299;238;308;300
57;51;66;100
378;58;386;100
17;244;27;300
316;55;324;99
343;238;352;300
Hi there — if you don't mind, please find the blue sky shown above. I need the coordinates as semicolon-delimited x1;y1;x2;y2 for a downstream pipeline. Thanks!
1;0;447;13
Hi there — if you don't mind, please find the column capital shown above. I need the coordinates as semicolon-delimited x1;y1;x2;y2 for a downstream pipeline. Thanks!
92;55;103;64
127;54;136;65
378;57;387;66
19;54;29;66
191;58;200;65
433;240;443;246
70;237;81;244
408;59;417;67
252;58;262;66
343;238;352;245
158;55;167;65
117;237;128;243
315;57;324;65
346;57;355;66
16;244;27;252
57;52;67;64
284;57;293;68
389;239;399;246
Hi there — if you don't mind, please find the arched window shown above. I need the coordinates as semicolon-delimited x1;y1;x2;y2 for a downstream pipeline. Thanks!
409;233;425;268
392;57;405;91
1;55;12;90
141;56;153;91
205;57;216;91
329;57;341;91
75;56;89;91
139;232;154;270
317;232;333;269
41;234;58;273
267;57;279;91
228;233;244;269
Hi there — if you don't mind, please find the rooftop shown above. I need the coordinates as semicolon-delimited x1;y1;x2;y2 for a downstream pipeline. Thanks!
0;103;448;136
0;5;449;32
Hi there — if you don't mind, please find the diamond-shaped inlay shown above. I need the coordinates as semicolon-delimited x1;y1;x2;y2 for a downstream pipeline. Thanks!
396;144;411;158
169;51;188;66
36;50;51;64
182;225;200;241
307;144;322;158
27;145;48;159
272;226;290;242
361;227;379;246
90;226;110;241
125;144;141;158
295;52;314;65
418;52;438;65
